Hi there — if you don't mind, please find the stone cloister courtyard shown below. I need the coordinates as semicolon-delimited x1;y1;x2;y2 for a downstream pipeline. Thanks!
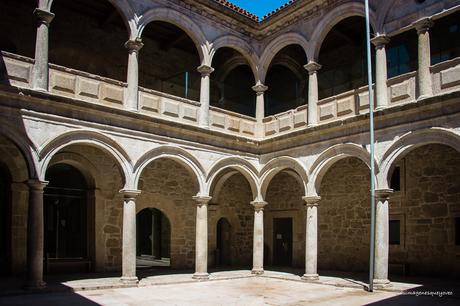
0;269;459;306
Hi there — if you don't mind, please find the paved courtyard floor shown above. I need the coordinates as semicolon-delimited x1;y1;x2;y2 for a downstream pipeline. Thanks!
0;275;458;306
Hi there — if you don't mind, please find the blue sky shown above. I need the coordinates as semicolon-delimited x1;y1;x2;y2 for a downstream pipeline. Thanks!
228;0;291;18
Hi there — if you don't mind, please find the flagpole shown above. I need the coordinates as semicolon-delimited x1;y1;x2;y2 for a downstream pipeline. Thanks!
364;0;376;293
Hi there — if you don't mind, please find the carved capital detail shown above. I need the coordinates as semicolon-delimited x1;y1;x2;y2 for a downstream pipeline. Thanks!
375;189;393;201
120;189;141;201
304;61;322;74
250;200;267;211
371;35;390;49
193;195;212;207
33;8;55;26
27;179;48;191
124;38;144;53
413;17;434;34
197;65;214;77
252;84;268;96
302;195;321;207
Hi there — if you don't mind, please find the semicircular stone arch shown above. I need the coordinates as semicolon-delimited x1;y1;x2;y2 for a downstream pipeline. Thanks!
133;146;206;195
259;32;309;83
259;156;308;199
137;7;209;64
309;143;377;196
210;35;259;81
0;124;38;180
38;130;132;187
309;2;378;61
206;157;260;201
377;128;460;190
47;0;137;39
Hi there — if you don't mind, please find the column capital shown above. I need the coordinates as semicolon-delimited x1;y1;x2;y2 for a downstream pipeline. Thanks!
119;189;141;200
252;84;268;96
27;179;48;191
304;61;322;74
197;65;214;77
193;195;212;206
33;8;55;26
375;189;393;201
302;195;321;206
250;200;267;211
371;35;390;49
413;17;434;34
124;38;144;53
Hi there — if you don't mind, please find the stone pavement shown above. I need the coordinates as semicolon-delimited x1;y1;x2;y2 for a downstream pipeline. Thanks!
0;275;459;306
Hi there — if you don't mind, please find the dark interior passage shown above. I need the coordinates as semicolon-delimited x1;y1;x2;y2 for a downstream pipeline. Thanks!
139;22;201;101
211;48;255;117
44;164;90;273
265;45;308;116
50;0;128;80
318;17;374;99
272;218;293;266
136;208;171;267
216;218;232;267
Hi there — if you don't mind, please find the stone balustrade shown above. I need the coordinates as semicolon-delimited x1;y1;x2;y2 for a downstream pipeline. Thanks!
209;107;257;137
2;51;460;140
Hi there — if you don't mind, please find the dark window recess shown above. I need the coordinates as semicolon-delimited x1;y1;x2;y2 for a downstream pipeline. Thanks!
456;217;460;246
387;31;417;78
390;166;401;192
389;220;401;245
431;11;460;65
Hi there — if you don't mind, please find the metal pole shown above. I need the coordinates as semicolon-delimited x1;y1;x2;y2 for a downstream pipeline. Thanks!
364;0;376;293
185;71;189;99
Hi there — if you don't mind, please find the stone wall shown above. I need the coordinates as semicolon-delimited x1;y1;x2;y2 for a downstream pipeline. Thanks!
209;173;254;268
137;159;198;269
390;144;460;277
265;172;305;267
318;157;371;272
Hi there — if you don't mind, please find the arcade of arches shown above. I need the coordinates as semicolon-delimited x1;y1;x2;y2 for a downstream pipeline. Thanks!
0;0;460;291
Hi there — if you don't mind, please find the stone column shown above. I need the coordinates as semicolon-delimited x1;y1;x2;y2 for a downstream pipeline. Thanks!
192;195;211;279
26;179;48;289
197;65;214;128
31;8;55;91
374;189;393;287
120;189;141;284
302;196;320;281
371;35;391;109
304;62;321;126
251;200;267;274
252;84;268;138
124;39;144;111
413;17;434;99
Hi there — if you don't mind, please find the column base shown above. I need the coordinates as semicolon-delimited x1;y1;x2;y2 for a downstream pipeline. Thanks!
417;94;432;101
373;278;391;288
24;280;46;290
251;268;264;275
192;272;209;280
120;276;138;285
307;123;318;128
301;274;319;281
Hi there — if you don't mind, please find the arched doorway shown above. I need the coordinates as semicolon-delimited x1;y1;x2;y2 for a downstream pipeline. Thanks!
44;164;90;273
136;208;171;268
216;218;232;267
0;163;11;275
